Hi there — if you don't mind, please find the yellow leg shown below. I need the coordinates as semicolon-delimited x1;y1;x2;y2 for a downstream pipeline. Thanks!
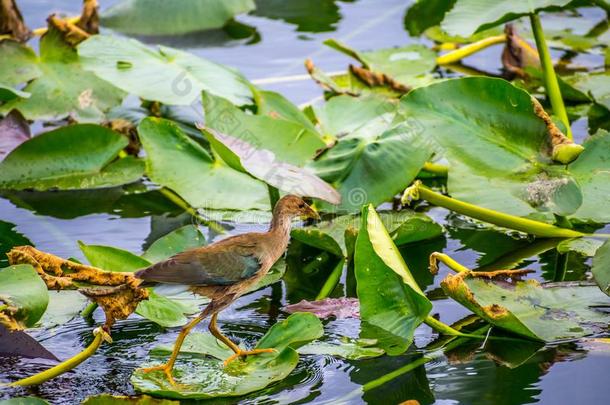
140;310;207;385
208;313;277;367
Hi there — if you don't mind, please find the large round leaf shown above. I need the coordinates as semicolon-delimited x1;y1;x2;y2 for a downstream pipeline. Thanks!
131;313;323;399
0;124;144;191
138;117;269;210
0;28;124;121
354;205;432;354
0;264;49;330
78;35;252;106
100;0;255;35
399;77;605;221
592;239;610;296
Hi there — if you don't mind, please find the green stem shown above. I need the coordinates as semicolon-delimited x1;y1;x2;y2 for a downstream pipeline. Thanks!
429;252;470;274
436;34;506;65
9;328;109;387
268;185;280;210
159;188;225;234
530;13;572;139
81;302;98;319
418;162;449;178
402;181;583;238
553;251;569;282
316;258;345;300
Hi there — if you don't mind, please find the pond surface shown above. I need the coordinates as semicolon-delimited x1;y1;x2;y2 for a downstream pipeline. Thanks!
1;1;610;404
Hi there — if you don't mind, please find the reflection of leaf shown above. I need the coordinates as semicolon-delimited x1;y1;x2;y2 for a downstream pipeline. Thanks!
299;337;385;360
100;0;254;35
404;0;455;36
131;313;323;398
0;124;144;191
203;127;340;204
557;238;602;257
252;0;341;33
354;205;432;354
0;220;31;267
0;265;49;330
443;272;610;341
0;28;124;121
138;117;269;210
283;297;359;319
78;35;252;106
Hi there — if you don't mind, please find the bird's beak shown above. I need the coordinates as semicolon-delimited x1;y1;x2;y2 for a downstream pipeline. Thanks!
303;205;320;220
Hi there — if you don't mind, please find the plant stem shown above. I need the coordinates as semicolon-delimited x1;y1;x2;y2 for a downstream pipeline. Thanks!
419;162;449;178
268;185;280;209
436;34;506;65
429;252;470;274
159;188;225;234
316;258;345;300
9;328;109;387
81;302;98;319
529;13;572;139
553;251;569;282
402;181;583;238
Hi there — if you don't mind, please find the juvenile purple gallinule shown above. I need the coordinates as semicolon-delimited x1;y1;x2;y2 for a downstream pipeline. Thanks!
135;195;319;384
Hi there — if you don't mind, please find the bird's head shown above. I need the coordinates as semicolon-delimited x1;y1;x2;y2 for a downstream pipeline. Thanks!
275;195;320;220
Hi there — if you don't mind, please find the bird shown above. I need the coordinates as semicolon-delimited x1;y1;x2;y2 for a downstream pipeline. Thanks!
134;195;320;385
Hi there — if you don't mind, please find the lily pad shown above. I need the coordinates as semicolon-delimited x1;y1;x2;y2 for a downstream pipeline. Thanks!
399;77;609;222
203;127;340;204
254;89;318;133
0;28;124;121
592;239;610;296
354;205;432;354
0;124;144;191
404;0;455;36
138;117;269;210
131;313;323;399
100;0;255;35
299;337;385;360
557;238;603;257
142;225;206;263
0;264;49;330
202;92;325;166
442;272;610;341
0;85;30;102
82;394;178;404
38;290;89;329
78;35;252;106
441;0;574;38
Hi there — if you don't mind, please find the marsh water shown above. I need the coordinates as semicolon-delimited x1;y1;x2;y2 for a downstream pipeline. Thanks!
1;0;610;403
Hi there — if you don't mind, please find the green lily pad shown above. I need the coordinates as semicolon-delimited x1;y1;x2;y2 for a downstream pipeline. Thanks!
38;290;89;329
202;92;325;166
100;0;254;35
565;72;610;113
79;242;152;272
0;28;124;121
0;264;49;330
138;117;269;210
0;124;144;191
131;313;323;399
354;205;432;354
291;210;442;257
142;225;206;263
254;89;318;133
557;238;603;257
82;394;178;404
399;77;609;222
203;127;340;204
324;39;437;89
78;35;252;106
0;84;30;102
403;0;455;36
441;0;574;38
0;398;51;405
592;239;610;296
299;337;385;360
442;272;610;341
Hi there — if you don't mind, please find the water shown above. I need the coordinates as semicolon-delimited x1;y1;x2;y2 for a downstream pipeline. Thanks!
2;1;610;403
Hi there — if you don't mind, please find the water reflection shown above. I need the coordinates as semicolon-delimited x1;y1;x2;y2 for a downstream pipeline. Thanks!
253;0;351;33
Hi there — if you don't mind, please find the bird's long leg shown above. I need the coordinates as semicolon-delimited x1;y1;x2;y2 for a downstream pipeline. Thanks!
208;313;276;367
140;310;208;385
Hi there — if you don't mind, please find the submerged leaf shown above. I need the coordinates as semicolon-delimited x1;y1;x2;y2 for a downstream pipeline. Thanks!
131;313;323;398
0;264;49;330
354;205;432;354
0;124;144;191
100;0;254;36
283;297;359;319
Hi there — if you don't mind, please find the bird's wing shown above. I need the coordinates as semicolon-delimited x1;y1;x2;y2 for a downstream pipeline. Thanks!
135;245;262;286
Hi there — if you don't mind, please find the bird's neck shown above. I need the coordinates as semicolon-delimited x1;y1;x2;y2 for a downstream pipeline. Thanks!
268;211;292;250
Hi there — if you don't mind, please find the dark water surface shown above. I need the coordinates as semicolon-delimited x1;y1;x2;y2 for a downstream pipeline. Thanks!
1;1;610;404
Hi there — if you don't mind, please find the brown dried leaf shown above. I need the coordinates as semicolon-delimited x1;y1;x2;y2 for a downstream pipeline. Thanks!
349;64;410;94
76;0;99;35
0;0;30;42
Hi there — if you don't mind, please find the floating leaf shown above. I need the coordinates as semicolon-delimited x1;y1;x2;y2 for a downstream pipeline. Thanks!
79;242;151;273
283;297;359;319
441;0;574;38
38;290;89;329
0;28;124;121
202;92;325;166
0;398;51;405
557;238;603;257
254;89;317;133
83;395;178;404
592;239;610;296
299;337;385;360
0;264;49;330
131;313;323;399
100;0;255;35
78;35;252;106
404;0;455;36
0;124;144;191
0;85;30;102
138;117;269;210
142;225;206;263
442;272;610;341
399;77;608;222
354;205;432;354
203;127;340;204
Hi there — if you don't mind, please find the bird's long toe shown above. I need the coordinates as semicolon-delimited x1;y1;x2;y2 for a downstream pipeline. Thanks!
140;363;178;386
223;348;277;367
